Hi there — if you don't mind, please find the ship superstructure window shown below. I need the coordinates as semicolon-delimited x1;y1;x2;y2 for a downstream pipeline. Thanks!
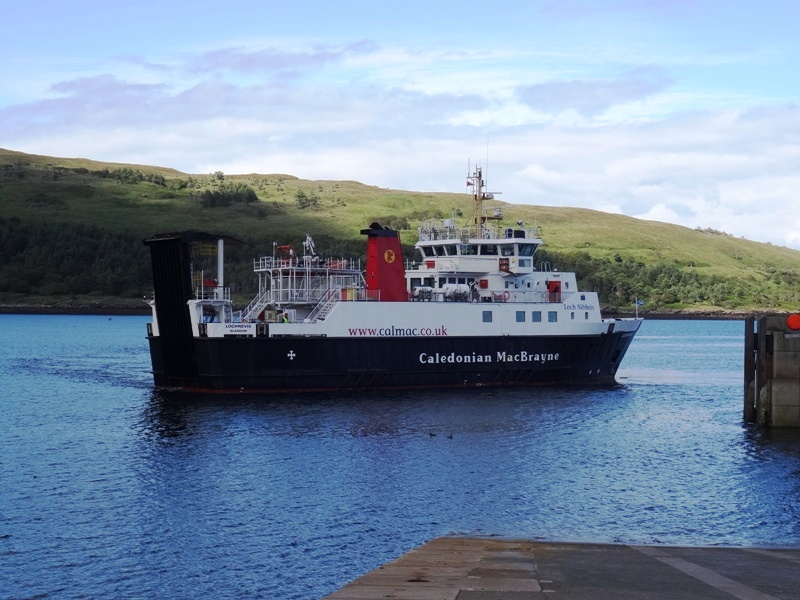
435;245;446;256
585;312;589;320
519;259;531;268
518;244;536;256
444;244;458;256
532;311;542;322
516;311;525;322
482;311;492;322
548;311;557;322
461;244;478;255
570;312;575;320
501;244;514;256
480;244;498;255
421;246;435;257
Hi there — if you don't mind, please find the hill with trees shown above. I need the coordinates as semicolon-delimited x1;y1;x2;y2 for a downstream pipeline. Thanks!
2;147;799;316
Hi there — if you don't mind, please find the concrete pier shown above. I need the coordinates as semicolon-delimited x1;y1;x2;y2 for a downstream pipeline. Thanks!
324;537;800;599
745;315;800;427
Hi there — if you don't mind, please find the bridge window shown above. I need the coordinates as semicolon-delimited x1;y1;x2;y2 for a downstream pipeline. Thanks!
501;244;515;256
480;244;498;256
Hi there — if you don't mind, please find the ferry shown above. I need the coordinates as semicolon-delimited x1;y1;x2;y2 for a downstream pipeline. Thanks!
144;167;641;392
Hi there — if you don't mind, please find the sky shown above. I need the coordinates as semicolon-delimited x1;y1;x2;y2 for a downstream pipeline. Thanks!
2;0;800;248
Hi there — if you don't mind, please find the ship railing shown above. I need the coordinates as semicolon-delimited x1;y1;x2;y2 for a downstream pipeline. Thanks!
253;256;362;272
305;287;380;322
417;221;541;242
486;290;572;303
270;287;343;304
195;285;230;301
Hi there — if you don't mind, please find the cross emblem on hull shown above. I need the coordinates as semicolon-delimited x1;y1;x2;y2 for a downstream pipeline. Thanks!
287;350;296;360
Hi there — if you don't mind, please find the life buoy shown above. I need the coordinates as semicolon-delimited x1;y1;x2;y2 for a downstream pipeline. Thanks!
502;291;510;300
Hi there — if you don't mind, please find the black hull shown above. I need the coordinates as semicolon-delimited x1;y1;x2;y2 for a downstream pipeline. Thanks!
147;331;637;393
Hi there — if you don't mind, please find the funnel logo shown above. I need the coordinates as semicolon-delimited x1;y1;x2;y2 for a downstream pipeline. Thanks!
384;249;396;263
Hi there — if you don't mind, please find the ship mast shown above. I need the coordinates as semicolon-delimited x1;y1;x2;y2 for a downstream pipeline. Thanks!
466;165;502;235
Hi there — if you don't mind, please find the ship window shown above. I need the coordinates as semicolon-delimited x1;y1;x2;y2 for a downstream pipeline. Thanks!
448;277;456;284
548;311;557;322
516;311;525;322
422;246;435;257
482;311;493;323
564;282;569;289
467;278;475;285
410;277;421;288
581;294;586;301
585;312;589;320
461;244;477;255
424;277;435;287
439;278;446;288
501;244;514;256
444;244;458;256
571;312;575;320
457;277;466;284
532;311;542;322
518;244;537;256
480;244;498;256
435;245;446;256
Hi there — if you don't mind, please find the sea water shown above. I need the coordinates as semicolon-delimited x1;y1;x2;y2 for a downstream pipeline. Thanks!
1;315;798;599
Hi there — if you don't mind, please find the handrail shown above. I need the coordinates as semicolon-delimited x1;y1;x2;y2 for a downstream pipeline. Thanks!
239;287;271;322
305;288;339;322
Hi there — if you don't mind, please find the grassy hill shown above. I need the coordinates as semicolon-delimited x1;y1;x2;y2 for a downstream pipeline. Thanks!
2;147;799;314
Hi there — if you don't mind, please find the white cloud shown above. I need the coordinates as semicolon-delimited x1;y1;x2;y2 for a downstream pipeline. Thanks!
3;2;800;250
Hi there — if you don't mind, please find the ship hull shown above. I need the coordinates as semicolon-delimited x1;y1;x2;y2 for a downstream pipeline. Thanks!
147;329;638;392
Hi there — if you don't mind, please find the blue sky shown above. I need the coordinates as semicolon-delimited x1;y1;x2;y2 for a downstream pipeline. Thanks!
3;0;800;247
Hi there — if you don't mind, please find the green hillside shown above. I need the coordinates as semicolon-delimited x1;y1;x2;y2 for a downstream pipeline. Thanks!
2;147;799;314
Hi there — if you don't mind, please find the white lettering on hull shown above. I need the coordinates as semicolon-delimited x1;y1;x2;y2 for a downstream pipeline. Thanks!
496;351;560;364
418;351;560;364
419;352;491;364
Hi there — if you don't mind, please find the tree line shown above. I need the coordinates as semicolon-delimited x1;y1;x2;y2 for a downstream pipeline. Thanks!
2;215;797;310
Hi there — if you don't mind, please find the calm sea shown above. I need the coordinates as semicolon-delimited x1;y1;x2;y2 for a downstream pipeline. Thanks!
1;315;799;599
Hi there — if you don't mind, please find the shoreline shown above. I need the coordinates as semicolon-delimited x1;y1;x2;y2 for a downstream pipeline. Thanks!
0;303;782;320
